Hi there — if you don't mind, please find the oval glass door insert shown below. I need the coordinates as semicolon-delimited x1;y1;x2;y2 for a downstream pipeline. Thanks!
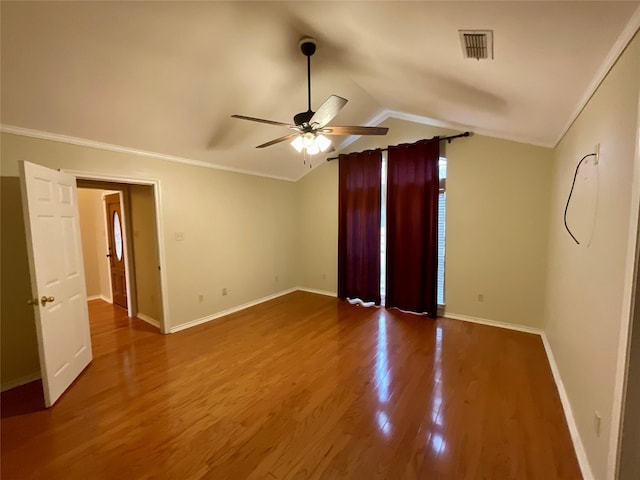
113;211;123;261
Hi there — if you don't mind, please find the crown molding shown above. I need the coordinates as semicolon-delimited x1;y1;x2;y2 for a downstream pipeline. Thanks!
0;124;295;182
5;0;639;187
554;4;640;147
384;110;552;148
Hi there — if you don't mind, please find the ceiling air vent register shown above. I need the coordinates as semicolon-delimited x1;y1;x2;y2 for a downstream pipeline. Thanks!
459;30;494;60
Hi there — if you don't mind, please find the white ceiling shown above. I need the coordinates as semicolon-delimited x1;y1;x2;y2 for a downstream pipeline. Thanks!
1;1;639;180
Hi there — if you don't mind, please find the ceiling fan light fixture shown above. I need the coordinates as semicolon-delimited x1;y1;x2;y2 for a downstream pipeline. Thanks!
306;144;321;155
315;134;331;152
301;132;316;148
290;133;331;155
291;136;304;153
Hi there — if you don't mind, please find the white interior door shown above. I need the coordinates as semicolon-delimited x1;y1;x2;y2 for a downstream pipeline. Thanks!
19;161;92;407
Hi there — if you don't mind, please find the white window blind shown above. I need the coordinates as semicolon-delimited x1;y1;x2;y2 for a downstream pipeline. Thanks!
437;158;446;306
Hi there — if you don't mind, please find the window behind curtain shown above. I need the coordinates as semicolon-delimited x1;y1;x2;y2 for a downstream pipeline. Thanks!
437;158;446;306
385;139;440;317
380;154;446;308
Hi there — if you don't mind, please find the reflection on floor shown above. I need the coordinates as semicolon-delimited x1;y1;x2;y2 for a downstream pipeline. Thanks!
87;299;160;358
1;292;581;479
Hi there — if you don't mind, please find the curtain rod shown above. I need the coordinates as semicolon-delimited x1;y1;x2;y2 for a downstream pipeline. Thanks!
325;131;472;161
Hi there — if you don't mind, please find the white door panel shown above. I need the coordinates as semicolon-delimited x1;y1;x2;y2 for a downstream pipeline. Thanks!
20;161;92;407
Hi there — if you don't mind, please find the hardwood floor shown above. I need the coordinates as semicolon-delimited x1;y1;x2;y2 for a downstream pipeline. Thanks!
1;292;581;479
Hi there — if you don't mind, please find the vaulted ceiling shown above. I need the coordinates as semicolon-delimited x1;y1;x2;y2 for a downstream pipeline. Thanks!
1;1;638;180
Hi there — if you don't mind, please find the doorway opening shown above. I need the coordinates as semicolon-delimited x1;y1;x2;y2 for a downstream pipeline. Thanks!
76;178;165;333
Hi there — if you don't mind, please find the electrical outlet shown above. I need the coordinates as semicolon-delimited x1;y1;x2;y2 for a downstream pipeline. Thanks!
594;143;600;165
478;293;484;302
198;294;204;303
175;232;185;241
274;275;279;283
222;288;228;296
322;273;327;280
594;411;601;437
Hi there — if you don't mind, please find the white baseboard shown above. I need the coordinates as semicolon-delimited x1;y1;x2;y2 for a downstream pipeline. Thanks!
87;294;111;303
169;287;298;333
169;287;338;333
297;287;337;297
444;311;592;479
541;333;594;480
443;312;543;335
137;313;160;329
1;371;41;392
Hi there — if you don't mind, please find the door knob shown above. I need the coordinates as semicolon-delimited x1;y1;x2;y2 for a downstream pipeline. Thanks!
40;296;55;306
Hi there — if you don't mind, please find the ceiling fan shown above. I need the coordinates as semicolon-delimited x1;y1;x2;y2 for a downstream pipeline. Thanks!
231;38;388;155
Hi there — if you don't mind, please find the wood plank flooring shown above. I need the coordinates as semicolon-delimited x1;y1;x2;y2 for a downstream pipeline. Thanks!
1;292;581;479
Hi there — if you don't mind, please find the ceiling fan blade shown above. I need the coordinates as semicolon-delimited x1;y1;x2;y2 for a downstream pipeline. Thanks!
322;126;389;136
310;95;348;128
256;133;300;149
231;115;296;129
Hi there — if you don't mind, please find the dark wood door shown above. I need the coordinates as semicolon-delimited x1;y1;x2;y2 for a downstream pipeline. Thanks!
105;193;127;309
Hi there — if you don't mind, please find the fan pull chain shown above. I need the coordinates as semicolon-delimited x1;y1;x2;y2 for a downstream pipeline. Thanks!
301;150;312;168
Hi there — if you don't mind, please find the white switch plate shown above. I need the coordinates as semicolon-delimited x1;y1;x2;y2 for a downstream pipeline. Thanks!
594;143;600;165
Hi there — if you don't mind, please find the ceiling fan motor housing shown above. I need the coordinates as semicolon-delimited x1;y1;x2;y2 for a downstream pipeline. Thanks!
299;38;317;57
294;110;314;126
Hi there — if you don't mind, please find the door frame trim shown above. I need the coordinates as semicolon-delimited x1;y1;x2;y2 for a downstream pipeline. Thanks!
64;169;169;334
608;82;640;478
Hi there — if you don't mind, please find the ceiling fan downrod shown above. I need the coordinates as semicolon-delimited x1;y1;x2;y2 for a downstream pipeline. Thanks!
230;35;388;153
294;38;317;127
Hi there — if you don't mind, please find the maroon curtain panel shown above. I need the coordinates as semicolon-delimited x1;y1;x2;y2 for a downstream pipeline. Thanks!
338;150;382;304
386;139;440;317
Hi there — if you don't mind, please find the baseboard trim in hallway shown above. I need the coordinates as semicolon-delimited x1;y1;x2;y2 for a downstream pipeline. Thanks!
137;313;161;329
0;372;41;392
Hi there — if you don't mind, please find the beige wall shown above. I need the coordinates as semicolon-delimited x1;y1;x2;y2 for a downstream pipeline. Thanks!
0;134;300;339
0;177;41;388
298;117;553;328
129;184;162;321
544;32;640;480
295;161;339;293
445;134;552;328
77;189;111;299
